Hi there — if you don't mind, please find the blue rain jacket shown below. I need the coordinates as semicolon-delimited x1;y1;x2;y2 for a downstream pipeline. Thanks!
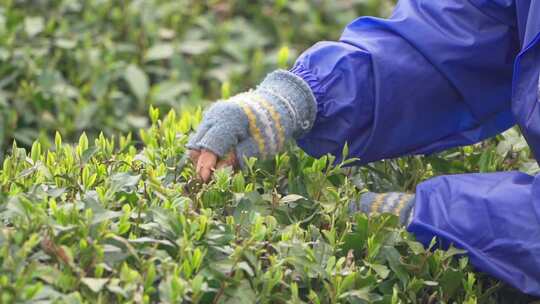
291;0;540;296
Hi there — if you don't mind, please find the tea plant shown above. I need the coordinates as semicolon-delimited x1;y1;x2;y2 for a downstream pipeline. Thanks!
1;0;539;303
0;108;534;303
0;0;395;155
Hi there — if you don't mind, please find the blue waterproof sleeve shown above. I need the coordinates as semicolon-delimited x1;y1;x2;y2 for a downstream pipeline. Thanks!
290;0;540;296
408;171;540;296
291;0;520;163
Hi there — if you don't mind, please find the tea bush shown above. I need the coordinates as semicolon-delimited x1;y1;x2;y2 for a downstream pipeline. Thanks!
0;0;394;155
2;0;539;303
0;108;536;303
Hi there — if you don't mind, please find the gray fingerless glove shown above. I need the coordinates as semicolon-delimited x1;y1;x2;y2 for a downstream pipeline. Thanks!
187;70;317;168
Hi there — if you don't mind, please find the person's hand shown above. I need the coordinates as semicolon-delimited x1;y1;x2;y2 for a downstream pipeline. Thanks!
188;149;238;182
186;97;258;182
187;70;318;182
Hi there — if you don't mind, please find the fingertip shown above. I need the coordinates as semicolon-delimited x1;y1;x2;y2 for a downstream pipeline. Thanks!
200;167;212;183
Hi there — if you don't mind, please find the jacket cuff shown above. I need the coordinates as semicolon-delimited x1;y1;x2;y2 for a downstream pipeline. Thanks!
257;70;318;138
289;63;326;104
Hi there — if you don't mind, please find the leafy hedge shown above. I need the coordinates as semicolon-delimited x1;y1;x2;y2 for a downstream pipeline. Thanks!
0;109;535;303
2;1;540;303
0;0;394;155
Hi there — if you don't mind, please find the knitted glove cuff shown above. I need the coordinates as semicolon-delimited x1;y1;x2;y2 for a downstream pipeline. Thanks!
349;192;416;226
257;69;318;138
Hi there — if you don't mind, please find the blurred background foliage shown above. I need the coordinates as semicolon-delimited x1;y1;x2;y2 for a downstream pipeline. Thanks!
0;0;395;156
